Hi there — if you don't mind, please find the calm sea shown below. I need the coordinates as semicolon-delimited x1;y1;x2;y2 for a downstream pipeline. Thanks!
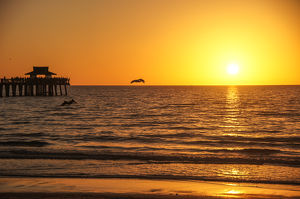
0;86;300;185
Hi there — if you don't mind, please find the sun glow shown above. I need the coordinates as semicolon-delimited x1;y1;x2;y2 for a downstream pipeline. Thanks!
228;64;239;75
1;1;300;85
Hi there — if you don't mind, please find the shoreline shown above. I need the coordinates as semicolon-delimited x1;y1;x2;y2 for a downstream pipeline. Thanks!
3;192;298;199
1;177;300;199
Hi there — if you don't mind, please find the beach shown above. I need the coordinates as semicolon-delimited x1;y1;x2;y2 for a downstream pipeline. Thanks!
1;177;300;199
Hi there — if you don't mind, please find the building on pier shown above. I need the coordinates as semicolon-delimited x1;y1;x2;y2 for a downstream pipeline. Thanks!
25;66;57;78
0;66;70;97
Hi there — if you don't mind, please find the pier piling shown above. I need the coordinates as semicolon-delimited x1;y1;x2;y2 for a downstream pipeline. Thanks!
0;77;70;97
1;66;70;97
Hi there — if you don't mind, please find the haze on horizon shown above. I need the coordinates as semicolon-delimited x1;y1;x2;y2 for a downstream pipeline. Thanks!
1;0;300;85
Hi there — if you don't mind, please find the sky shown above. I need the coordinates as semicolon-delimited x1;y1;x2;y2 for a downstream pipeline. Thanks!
1;0;300;85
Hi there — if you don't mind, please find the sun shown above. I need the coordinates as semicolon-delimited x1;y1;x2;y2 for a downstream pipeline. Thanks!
228;64;239;74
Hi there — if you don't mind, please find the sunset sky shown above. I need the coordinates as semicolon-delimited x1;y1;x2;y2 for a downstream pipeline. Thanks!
1;0;300;85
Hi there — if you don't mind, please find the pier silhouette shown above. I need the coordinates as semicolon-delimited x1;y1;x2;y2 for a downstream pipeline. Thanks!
0;66;70;97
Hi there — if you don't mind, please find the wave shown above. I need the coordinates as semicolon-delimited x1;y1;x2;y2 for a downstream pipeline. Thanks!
6;132;47;138
65;133;300;151
0;141;50;147
212;148;281;155
1;149;299;167
166;126;210;130
169;103;198;108
2;173;299;185
9;121;31;125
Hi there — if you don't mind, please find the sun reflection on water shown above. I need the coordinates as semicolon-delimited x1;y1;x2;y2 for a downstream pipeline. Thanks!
219;168;249;179
223;86;242;131
226;86;240;108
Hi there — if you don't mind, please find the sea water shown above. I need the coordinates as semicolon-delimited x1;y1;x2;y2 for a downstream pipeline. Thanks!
0;86;300;185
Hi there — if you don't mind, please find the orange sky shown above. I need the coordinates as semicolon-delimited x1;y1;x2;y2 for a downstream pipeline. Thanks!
1;0;300;85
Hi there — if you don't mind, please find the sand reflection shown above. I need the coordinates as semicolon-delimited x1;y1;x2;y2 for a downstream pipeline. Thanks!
218;187;245;198
2;178;300;198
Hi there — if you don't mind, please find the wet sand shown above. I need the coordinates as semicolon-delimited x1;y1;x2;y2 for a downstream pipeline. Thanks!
0;192;288;199
1;177;300;199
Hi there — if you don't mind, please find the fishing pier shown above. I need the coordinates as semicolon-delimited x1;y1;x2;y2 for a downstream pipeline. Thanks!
1;67;70;97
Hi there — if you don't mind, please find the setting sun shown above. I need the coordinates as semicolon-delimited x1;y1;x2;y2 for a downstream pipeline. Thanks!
1;0;300;85
228;64;239;75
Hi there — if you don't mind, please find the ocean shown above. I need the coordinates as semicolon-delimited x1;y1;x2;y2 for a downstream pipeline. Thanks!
0;85;300;185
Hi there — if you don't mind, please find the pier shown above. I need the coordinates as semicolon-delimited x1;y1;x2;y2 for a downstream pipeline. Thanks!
0;67;70;97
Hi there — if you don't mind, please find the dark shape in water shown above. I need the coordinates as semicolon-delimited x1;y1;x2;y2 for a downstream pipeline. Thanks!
130;78;145;84
61;99;76;106
0;141;49;147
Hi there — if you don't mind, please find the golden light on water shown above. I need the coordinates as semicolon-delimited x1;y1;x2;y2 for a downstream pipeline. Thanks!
219;168;249;179
223;86;241;129
226;86;240;108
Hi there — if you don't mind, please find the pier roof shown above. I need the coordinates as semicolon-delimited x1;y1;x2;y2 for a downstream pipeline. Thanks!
25;66;56;78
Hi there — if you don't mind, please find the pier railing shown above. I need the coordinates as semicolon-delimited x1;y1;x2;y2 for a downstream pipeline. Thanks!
0;77;70;97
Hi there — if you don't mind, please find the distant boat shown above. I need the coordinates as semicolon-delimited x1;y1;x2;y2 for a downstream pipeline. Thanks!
130;78;145;84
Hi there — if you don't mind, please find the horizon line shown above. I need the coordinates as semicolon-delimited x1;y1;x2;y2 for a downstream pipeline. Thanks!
70;84;300;86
